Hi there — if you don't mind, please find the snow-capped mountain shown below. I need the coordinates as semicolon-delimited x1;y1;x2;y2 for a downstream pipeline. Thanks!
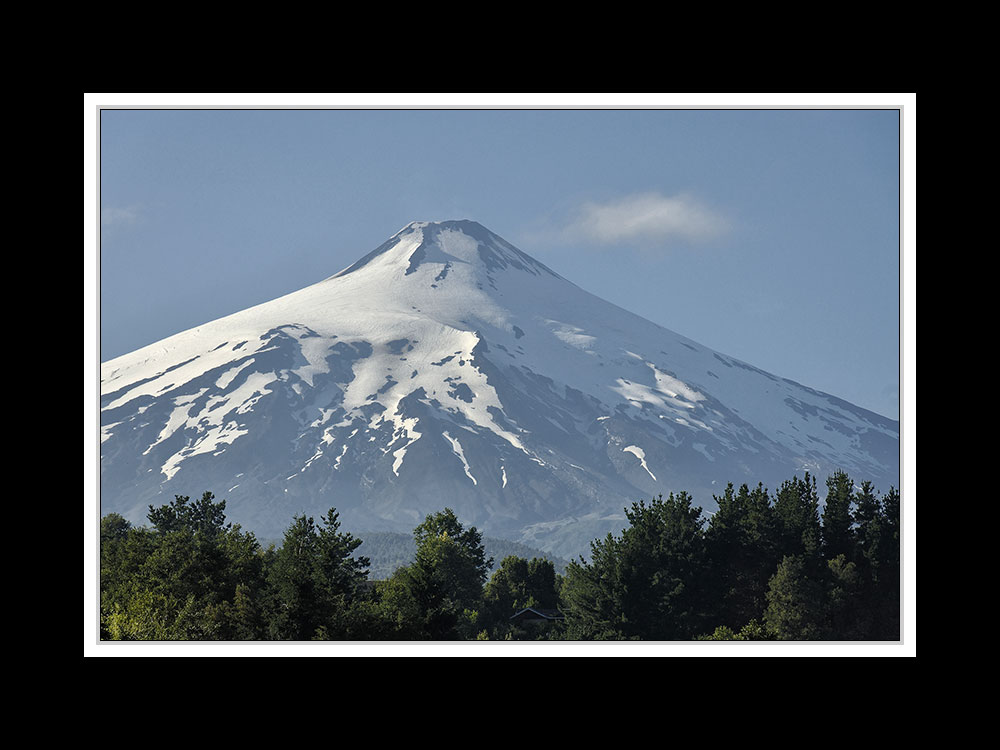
100;220;900;558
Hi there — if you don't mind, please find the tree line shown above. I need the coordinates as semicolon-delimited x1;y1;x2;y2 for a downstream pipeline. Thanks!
99;470;899;641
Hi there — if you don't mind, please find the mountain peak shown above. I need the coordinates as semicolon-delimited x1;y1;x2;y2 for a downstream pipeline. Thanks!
101;218;899;559
398;218;485;233
331;219;560;282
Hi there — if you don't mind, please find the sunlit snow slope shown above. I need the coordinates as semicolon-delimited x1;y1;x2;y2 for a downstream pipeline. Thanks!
100;220;899;558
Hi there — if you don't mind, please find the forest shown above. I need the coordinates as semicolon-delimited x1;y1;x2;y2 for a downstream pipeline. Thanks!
98;470;899;641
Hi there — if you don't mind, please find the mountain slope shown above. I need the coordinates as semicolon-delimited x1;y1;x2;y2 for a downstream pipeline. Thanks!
100;220;899;558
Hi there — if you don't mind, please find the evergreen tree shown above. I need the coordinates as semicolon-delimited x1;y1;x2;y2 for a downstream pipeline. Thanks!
773;473;821;559
482;556;560;639
561;492;708;640
99;513;134;621
560;542;629;640
147;491;230;537
705;482;778;630
876;486;901;639
852;480;883;571
822;470;855;561
101;492;268;640
266;514;324;639
697;619;774;641
376;509;491;640
846;482;900;639
826;554;866;639
763;554;829;640
315;508;370;601
99;473;900;642
373;567;428;640
882;487;901;581
266;508;369;640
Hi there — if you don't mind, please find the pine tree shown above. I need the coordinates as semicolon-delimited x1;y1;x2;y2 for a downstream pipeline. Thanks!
877;486;901;639
764;554;829;640
266;508;369;640
774;473;821;559
101;492;269;640
376;509;491;640
561;492;708;640
705;482;778;630
852;481;883;573
822;470;855;561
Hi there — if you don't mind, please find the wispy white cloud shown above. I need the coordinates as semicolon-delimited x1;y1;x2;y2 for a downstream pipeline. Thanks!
562;191;729;247
101;205;142;227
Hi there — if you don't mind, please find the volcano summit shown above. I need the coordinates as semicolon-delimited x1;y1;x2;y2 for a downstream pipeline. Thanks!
100;220;900;558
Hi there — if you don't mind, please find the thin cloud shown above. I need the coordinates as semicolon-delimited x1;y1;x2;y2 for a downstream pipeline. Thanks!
564;191;729;247
101;205;142;227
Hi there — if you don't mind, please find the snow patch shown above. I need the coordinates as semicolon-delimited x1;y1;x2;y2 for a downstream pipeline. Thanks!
216;359;254;389
101;421;121;443
548;320;597;350
443;430;477;485
623;444;657;481
334;443;349;469
648;363;705;403
143;389;208;456
160;420;249;480
391;420;422;477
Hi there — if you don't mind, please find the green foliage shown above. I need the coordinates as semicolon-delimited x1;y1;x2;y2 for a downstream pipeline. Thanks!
704;482;779;630
485;556;559;611
100;492;267;640
356;531;567;580
822;470;855;560
482;556;561;639
373;509;492;640
850;482;900;639
560;492;708;640
763;554;830;640
147;491;230;536
773;473;821;558
412;508;492;583
266;508;370;640
696;619;774;641
99;472;900;642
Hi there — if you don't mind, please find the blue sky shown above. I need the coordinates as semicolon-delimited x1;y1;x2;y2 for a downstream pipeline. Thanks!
94;96;907;420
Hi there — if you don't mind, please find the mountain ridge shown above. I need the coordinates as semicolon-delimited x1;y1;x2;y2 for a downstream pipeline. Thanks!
100;220;899;558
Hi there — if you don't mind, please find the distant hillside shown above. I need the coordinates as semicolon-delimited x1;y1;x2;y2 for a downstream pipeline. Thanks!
356;531;570;581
